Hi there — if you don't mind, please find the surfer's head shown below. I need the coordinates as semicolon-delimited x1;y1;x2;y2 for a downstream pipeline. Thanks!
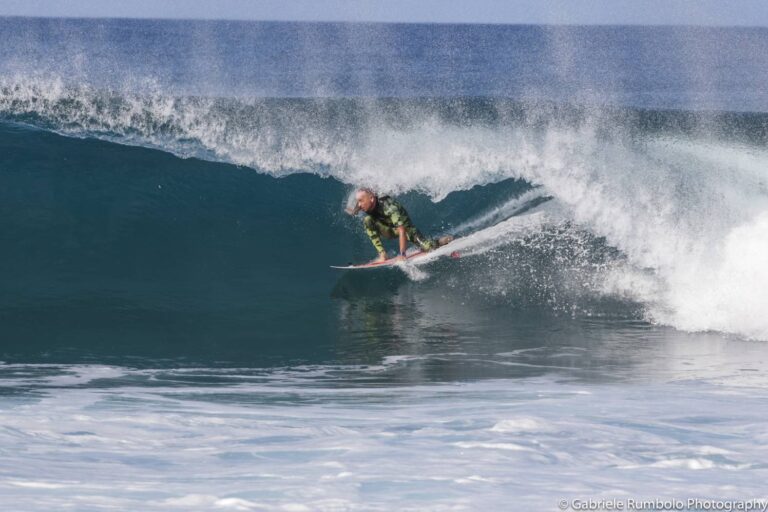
354;188;377;214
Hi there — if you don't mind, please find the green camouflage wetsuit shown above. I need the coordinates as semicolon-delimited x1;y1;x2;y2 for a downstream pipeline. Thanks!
362;196;437;254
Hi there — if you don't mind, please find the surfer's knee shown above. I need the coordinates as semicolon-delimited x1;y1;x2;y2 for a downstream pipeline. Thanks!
414;238;434;251
410;230;435;251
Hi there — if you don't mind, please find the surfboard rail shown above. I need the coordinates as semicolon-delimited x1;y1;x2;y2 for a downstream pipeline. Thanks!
331;247;460;270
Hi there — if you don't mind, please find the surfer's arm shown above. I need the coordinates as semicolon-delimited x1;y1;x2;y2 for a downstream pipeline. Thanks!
369;232;386;258
397;226;407;258
384;200;410;258
363;216;388;260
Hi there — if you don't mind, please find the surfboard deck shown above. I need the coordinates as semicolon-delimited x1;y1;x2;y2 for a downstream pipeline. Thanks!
331;246;460;270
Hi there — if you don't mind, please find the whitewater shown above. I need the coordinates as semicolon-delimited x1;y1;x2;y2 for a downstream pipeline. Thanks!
1;17;768;511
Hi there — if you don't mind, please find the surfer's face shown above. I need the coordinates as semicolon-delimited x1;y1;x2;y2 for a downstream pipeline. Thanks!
355;190;376;213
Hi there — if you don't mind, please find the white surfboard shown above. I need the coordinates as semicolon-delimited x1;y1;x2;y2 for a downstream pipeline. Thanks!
331;244;460;270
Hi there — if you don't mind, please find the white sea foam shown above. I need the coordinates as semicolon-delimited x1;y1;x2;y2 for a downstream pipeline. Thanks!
489;417;552;433
0;365;767;510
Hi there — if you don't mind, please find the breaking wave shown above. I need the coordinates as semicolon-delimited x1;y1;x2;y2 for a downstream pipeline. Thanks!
2;74;768;340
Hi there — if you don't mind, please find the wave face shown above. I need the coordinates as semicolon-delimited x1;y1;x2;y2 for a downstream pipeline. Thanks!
1;18;768;352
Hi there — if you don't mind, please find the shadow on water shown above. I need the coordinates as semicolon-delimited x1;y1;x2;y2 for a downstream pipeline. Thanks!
330;270;411;300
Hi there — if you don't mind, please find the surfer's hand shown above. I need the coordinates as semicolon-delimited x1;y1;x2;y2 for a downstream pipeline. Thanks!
392;251;407;262
375;252;388;263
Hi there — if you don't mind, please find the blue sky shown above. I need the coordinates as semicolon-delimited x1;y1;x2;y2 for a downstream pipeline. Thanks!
1;0;768;26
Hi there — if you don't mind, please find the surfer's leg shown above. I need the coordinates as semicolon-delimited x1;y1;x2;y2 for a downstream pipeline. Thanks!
406;226;437;251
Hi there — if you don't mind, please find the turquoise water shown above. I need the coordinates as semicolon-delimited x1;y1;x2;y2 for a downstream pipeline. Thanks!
1;17;768;510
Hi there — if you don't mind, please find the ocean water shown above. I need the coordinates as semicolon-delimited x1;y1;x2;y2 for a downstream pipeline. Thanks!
1;17;768;510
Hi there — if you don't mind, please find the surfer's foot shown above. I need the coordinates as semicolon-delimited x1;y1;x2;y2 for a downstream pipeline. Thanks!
437;235;454;247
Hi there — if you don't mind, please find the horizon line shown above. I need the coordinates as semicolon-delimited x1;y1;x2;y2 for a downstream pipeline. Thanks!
1;14;767;30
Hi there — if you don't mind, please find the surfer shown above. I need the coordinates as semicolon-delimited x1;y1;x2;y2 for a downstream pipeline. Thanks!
345;188;453;262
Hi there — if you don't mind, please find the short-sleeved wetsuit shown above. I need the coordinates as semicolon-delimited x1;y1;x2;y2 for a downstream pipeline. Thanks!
362;196;437;254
